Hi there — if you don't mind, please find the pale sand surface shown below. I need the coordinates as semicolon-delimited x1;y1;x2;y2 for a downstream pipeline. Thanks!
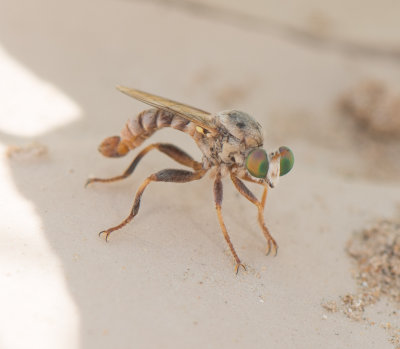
1;1;400;348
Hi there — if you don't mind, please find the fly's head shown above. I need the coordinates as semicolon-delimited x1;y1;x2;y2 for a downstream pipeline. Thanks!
245;146;294;188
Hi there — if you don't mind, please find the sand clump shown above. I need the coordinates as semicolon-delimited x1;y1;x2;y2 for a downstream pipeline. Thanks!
347;220;400;306
322;220;400;347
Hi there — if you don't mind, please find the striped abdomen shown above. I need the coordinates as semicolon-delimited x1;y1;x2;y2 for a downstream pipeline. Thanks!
98;109;197;157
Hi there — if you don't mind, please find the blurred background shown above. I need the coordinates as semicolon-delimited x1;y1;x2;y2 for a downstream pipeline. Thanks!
1;1;399;348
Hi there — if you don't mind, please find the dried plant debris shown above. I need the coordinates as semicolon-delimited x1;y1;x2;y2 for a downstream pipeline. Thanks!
6;142;48;159
341;81;400;138
322;220;400;348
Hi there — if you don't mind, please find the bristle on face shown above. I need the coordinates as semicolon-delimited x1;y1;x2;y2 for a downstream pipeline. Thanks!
266;151;280;188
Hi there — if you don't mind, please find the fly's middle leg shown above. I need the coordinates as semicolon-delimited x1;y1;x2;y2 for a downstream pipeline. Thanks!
85;143;202;187
213;171;246;274
99;168;207;241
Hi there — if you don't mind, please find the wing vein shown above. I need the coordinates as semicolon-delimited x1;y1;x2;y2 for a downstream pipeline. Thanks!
116;86;217;134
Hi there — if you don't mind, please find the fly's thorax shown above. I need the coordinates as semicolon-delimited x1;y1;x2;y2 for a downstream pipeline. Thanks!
216;110;263;149
197;130;246;167
194;131;222;168
219;136;245;165
198;110;263;167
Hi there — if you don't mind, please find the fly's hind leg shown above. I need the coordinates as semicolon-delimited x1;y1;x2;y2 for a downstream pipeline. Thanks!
86;143;202;187
214;171;246;274
230;174;278;256
99;168;207;241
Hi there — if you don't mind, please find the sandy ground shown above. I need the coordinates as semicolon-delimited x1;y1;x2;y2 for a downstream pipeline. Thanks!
1;1;400;348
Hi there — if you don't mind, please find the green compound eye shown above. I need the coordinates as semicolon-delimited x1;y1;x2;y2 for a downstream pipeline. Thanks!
245;149;269;178
279;146;294;176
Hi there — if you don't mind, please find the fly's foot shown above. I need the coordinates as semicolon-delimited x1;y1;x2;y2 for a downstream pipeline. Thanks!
85;177;108;188
99;230;113;242
265;237;278;256
234;262;247;275
85;178;96;188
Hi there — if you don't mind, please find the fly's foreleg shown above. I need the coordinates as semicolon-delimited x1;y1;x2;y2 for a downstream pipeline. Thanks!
240;173;269;209
86;143;202;187
214;171;246;274
99;168;207;241
230;174;278;256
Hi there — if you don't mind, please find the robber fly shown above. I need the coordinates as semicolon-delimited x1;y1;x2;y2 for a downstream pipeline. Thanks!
86;86;294;273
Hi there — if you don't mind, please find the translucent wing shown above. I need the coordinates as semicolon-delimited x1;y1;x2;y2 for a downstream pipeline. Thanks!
116;86;217;134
